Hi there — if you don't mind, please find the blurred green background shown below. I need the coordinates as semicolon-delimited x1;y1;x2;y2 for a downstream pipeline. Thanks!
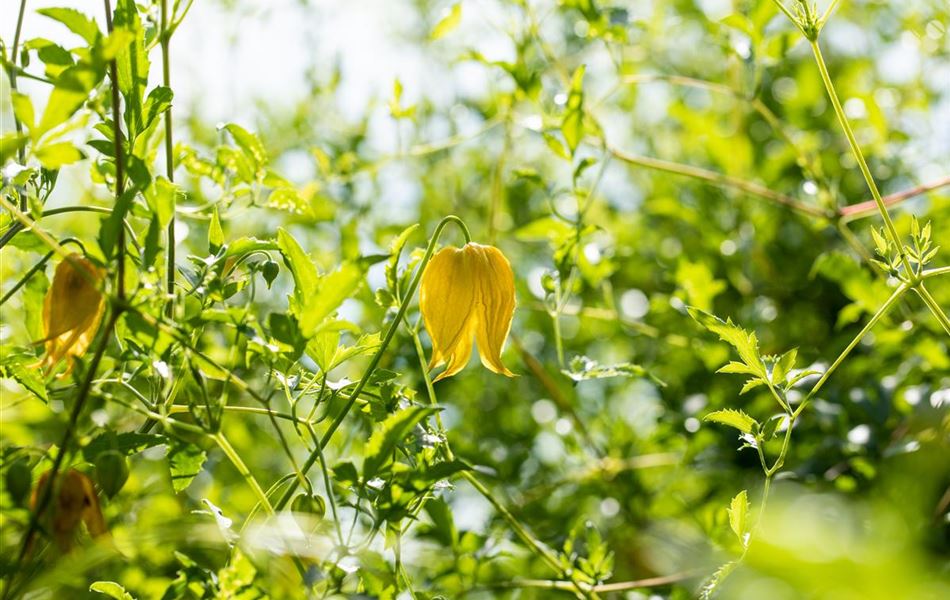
1;0;948;598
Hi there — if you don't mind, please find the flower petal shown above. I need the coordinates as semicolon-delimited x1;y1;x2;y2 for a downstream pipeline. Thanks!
471;244;515;377
420;246;477;377
40;254;105;374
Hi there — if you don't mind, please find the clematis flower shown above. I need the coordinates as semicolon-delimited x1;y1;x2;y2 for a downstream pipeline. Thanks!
39;253;106;375
31;469;108;551
419;242;516;381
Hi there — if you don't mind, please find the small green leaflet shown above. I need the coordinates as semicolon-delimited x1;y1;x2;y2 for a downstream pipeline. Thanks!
703;409;757;435
728;490;750;547
89;582;135;600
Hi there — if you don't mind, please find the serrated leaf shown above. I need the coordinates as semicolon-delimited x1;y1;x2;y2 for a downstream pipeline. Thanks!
700;560;738;600
363;406;440;480
38;8;100;44
431;3;462;40
704;409;758;434
168;439;206;493
717;361;759;376
728;490;750;546
740;377;766;395
0;349;48;402
82;432;166;461
688;308;765;378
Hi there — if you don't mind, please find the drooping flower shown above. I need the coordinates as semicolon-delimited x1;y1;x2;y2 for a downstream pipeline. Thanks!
419;242;516;381
39;253;106;374
31;469;108;551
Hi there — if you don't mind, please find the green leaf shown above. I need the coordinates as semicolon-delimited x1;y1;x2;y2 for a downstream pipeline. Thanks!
431;3;463;40
0;134;28;164
36;65;102;138
208;207;224;253
717;361;760;376
700;560;738;600
728;490;750;546
35;141;84;169
11;93;35;132
363;406;440;480
771;348;798;385
142;86;173;132
38;8;101;44
89;581;135;600
224;123;267;172
0;349;48;403
688;308;765;378
168;439;206;493
704;409;758;434
299;263;365;336
82;432;166;461
276;227;319;308
145;176;178;229
740;378;766;395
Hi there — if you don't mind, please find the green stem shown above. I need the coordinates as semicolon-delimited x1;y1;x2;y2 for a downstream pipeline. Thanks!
104;0;127;301
7;0;27;171
796;282;908;416
274;215;471;511
808;39;913;275
921;265;950;280
160;0;177;318
213;432;274;515
914;283;950;336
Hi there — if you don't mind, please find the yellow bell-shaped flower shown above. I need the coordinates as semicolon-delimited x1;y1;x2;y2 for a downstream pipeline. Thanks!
419;242;516;381
31;469;108;551
39;253;106;374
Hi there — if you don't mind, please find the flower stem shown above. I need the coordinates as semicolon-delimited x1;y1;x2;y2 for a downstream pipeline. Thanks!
808;39;913;275
104;0;127;301
160;0;177;318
